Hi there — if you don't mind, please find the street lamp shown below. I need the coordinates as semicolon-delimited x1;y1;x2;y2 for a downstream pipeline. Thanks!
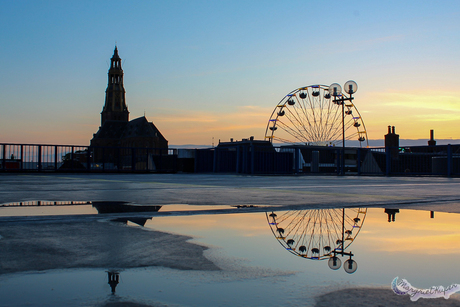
327;208;358;274
329;81;358;175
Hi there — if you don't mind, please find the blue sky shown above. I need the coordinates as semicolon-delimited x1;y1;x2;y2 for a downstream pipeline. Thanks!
1;0;460;145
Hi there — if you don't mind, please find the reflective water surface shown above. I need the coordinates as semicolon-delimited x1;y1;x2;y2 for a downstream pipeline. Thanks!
1;205;460;306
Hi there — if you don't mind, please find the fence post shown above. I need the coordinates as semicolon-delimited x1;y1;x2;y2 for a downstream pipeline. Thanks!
194;149;199;173
213;147;217;173
38;145;42;172
236;146;240;173
132;148;136;171
54;145;58;170
20;145;24;171
145;149;149;172
102;147;106;171
86;147;91;171
336;149;340;175
294;147;300;174
357;148;361;175
385;147;391;176
447;144;452;177
250;143;255;174
2;144;5;171
71;146;74;171
117;147;121;172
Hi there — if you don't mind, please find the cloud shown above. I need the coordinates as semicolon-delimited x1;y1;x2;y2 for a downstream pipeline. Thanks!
372;91;460;112
151;105;273;144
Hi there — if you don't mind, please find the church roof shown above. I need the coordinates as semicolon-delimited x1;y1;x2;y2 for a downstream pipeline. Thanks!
92;117;167;142
112;46;121;60
93;121;127;139
121;116;158;139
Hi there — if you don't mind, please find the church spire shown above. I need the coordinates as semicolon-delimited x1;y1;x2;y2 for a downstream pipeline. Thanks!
101;47;129;125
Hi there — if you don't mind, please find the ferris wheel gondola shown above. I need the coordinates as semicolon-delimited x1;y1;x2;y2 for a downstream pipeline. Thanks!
266;208;367;273
265;85;368;147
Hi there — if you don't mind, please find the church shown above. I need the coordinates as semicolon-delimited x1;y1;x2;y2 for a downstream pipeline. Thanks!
90;47;168;162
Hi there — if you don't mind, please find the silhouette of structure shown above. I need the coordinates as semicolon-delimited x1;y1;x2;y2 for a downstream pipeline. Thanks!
107;271;120;294
428;129;436;146
384;208;399;222
385;126;399;159
90;47;168;163
267;208;365;274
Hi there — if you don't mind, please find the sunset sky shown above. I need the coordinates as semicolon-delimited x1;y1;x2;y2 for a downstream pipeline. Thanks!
1;1;459;146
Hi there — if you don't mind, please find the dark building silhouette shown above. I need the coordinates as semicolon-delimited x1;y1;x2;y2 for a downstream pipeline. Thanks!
90;47;168;164
384;208;399;222
100;46;129;125
384;126;399;160
107;271;120;294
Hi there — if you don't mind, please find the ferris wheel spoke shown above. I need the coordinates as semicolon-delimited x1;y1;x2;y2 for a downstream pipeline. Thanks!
282;109;316;142
324;212;337;251
267;208;366;260
323;104;344;141
323;99;336;139
276;120;310;143
295;94;316;139
266;85;368;147
305;94;322;141
284;211;305;238
287;98;315;141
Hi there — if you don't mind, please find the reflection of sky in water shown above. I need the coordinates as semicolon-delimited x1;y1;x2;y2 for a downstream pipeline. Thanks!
145;208;460;289
1;207;460;306
0;204;97;216
0;203;233;217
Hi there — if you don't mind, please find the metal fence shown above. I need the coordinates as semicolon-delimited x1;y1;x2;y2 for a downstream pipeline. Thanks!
194;146;293;174
0;143;175;173
1;143;459;176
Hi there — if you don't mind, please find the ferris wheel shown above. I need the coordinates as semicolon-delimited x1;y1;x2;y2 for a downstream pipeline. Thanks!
266;208;367;273
265;83;368;147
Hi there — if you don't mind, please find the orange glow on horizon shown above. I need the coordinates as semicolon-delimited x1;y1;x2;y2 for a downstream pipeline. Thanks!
2;89;460;146
359;209;460;255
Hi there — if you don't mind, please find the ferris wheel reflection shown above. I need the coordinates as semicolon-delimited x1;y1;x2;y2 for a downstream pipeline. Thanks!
266;208;367;274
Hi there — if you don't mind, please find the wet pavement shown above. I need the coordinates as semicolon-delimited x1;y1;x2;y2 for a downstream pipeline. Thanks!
2;173;460;306
1;173;460;209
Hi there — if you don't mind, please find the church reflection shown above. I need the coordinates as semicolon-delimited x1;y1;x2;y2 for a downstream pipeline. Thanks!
266;208;367;274
92;201;161;214
111;217;151;227
107;271;120;294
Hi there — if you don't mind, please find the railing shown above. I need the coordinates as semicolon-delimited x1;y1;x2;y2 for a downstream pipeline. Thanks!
1;143;459;176
0;143;175;173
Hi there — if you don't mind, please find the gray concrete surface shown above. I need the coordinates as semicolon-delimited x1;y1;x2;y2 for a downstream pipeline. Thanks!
1;173;459;209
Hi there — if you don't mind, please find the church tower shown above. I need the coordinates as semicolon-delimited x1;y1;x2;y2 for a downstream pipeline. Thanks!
101;47;129;125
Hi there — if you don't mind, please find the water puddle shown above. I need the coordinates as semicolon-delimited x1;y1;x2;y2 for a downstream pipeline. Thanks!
0;205;460;306
0;201;238;217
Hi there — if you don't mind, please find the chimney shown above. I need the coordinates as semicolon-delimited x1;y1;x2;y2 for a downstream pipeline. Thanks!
428;129;436;146
385;125;399;159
